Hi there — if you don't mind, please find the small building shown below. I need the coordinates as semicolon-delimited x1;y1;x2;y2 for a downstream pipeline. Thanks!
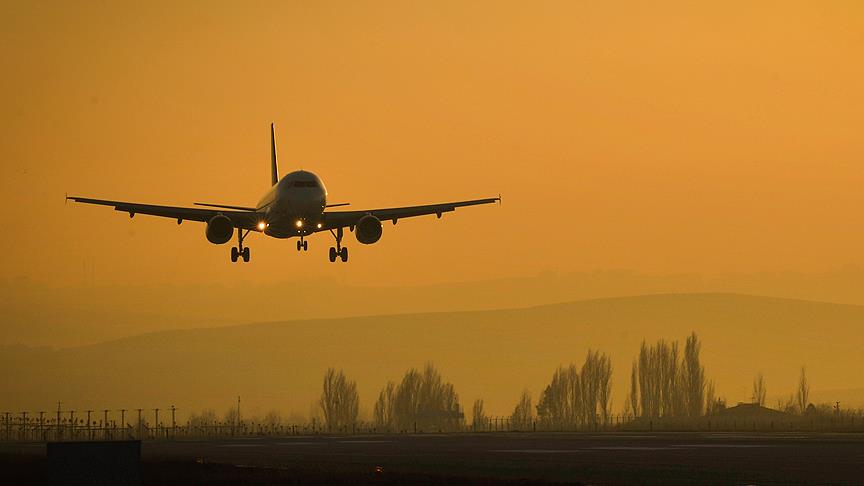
717;403;789;420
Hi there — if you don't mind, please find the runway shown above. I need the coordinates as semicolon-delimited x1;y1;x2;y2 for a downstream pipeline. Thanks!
3;432;863;484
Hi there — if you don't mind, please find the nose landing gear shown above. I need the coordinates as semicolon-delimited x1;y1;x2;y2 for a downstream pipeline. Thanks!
328;227;348;263
296;237;308;252
231;229;251;263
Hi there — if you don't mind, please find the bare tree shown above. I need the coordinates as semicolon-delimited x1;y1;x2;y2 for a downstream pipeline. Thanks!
471;399;487;430
373;381;396;430
778;394;797;414
681;332;705;417
385;363;463;432
631;333;708;419
705;380;716;415
580;350;613;425
188;409;217;427
510;390;533;430
597;352;613;424
628;362;638;418
752;373;766;406
320;368;359;431
796;367;810;414
223;407;239;427
537;364;580;428
537;350;612;428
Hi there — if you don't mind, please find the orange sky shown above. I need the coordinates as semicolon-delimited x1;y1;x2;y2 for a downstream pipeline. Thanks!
2;1;863;287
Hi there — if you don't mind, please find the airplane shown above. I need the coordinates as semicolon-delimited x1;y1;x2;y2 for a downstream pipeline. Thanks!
67;124;500;263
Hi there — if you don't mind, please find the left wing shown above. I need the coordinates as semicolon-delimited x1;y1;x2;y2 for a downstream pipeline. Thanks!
318;197;500;231
66;196;264;230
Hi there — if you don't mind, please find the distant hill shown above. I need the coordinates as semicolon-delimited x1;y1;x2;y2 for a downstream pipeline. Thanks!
5;265;864;347
2;293;863;418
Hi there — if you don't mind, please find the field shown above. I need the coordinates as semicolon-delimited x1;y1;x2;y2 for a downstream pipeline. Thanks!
2;432;863;485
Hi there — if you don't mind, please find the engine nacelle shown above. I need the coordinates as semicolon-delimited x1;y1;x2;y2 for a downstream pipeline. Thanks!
205;214;234;244
355;214;383;244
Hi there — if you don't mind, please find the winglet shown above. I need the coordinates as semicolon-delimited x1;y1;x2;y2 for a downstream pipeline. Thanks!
270;123;279;186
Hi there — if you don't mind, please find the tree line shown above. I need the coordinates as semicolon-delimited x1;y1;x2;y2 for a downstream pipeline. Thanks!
313;332;821;432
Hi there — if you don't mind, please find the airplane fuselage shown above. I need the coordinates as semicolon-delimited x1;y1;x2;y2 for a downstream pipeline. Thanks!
257;170;327;238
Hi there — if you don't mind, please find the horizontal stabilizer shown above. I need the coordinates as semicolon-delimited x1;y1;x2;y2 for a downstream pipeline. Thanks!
194;202;257;211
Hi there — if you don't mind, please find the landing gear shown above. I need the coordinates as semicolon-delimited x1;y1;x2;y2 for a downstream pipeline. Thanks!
231;229;251;263
328;246;348;263
296;238;308;252
328;227;348;263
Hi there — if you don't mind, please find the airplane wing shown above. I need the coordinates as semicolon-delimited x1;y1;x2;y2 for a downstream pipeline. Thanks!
66;196;264;230
319;197;500;231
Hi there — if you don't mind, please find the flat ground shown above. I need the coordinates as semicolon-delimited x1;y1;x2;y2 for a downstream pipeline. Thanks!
2;432;863;484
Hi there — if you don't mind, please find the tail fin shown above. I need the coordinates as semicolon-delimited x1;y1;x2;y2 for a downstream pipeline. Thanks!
270;123;279;186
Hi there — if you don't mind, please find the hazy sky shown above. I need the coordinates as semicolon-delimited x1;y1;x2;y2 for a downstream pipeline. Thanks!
2;1;863;287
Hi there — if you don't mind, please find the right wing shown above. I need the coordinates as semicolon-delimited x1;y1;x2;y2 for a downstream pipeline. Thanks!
66;196;264;230
319;197;500;231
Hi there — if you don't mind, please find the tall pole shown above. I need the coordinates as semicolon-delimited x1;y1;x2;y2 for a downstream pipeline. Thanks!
136;409;142;440
237;396;241;435
119;409;127;437
170;405;176;440
103;410;109;440
21;411;28;441
86;410;93;440
154;409;160;440
56;402;61;439
69;410;75;439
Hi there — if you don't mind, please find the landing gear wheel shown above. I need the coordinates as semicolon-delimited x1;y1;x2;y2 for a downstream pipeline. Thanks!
297;240;302;252
303;240;308;251
328;227;348;263
232;229;251;263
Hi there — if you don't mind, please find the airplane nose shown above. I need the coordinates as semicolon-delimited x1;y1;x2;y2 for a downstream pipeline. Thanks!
288;193;325;214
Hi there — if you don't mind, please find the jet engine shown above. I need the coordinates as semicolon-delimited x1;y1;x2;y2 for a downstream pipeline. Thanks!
355;214;383;244
205;214;234;244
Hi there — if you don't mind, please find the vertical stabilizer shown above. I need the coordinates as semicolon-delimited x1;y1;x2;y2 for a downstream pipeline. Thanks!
270;123;279;186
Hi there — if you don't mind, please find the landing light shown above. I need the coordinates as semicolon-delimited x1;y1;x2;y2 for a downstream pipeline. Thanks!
316;223;322;229
295;220;303;228
257;222;267;231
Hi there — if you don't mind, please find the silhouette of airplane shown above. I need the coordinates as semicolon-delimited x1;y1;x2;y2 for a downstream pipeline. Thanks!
67;124;500;263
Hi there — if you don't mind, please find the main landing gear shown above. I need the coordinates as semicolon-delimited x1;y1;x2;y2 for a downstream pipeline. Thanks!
230;229;251;263
296;237;308;252
329;227;348;263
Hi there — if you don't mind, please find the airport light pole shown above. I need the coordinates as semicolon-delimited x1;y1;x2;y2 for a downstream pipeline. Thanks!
86;410;93;439
119;409;127;437
136;409;142;439
154;408;160;440
56;402;61;439
69;410;75;439
21;411;28;441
